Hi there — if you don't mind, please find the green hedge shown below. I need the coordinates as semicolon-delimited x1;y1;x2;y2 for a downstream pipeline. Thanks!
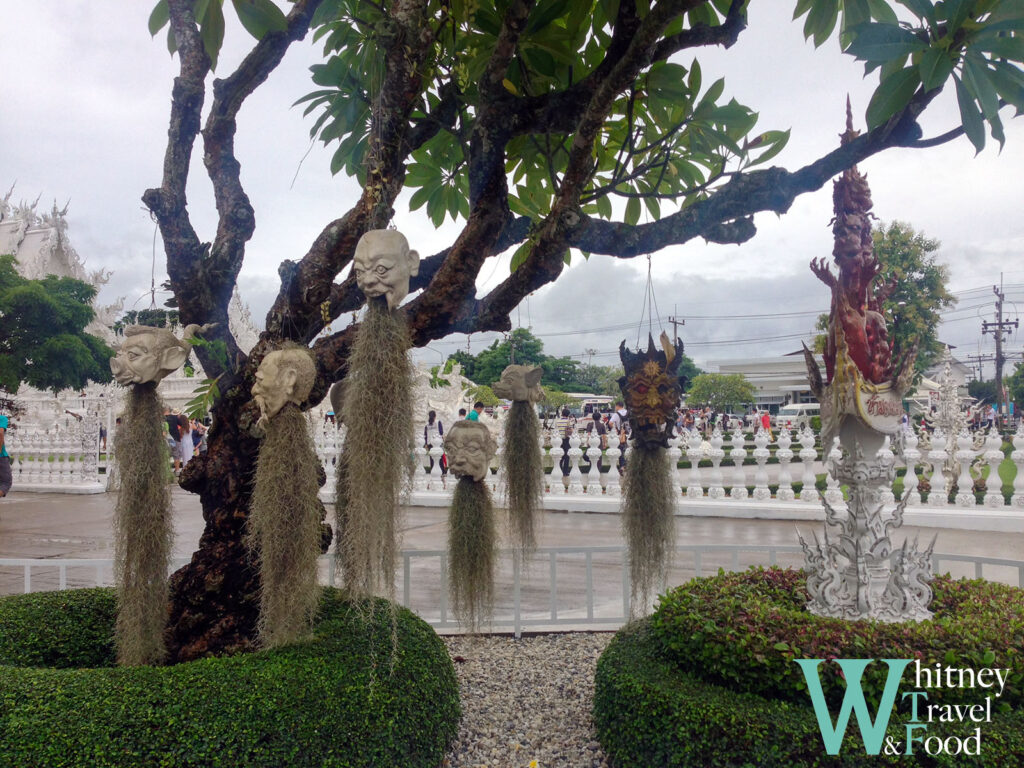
0;588;459;768
651;569;1024;712
595;618;1024;767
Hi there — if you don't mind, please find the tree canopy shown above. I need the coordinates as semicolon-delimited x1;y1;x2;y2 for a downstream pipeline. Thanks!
1007;363;1024;410
685;371;755;411
0;254;113;395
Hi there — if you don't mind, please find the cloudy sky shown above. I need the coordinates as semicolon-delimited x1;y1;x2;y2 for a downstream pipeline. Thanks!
3;3;1023;376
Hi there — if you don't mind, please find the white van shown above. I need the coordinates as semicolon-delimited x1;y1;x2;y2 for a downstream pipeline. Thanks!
775;402;820;429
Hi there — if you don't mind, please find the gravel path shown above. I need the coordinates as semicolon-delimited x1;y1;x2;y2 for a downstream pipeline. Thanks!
441;633;614;768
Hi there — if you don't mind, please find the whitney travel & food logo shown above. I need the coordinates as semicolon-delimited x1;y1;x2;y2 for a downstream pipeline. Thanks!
796;658;1010;757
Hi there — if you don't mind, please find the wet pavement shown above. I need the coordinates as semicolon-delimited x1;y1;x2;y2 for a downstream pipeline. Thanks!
2;486;1023;603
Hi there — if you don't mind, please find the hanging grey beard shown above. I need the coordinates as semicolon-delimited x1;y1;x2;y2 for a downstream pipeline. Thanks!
336;300;414;599
502;400;544;556
448;476;497;632
113;382;173;666
620;445;676;615
247;403;324;648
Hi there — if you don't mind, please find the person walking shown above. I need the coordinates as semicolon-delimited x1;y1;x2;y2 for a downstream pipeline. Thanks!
164;407;183;475
177;412;193;468
467;401;484;421
0;410;12;498
582;410;608;474
423;410;447;475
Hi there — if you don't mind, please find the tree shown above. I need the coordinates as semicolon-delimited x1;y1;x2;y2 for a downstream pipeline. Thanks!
0;254;113;394
811;221;956;372
677;353;703;390
143;0;1024;661
871;221;956;372
113;308;180;335
968;378;998;405
685;372;755;411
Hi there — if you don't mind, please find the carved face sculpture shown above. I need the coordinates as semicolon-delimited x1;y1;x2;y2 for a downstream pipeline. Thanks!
618;333;684;450
492;364;543;403
444;421;497;482
252;349;317;426
353;229;420;310
110;326;189;386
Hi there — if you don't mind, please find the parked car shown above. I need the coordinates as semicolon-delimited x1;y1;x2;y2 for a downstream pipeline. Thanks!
775;402;820;430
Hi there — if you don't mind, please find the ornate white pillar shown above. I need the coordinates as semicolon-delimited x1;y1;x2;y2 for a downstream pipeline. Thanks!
729;426;748;500
799;426;819;502
549;439;565;494
707;428;726;499
567;432;584;495
667;433;683;499
901;426;921;506
982;428;1005;507
928;427;948;505
604;439;621;497
1011;423;1024;508
776;428;795;501
954;428;977;507
878;436;896;506
824;436;843;506
686;430;703;498
752;429;771;500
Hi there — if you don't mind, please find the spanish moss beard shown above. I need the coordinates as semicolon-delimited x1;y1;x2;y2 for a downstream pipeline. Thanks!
448;476;497;633
112;382;173;666
247;403;324;648
502;400;544;558
335;300;414;600
620;444;676;615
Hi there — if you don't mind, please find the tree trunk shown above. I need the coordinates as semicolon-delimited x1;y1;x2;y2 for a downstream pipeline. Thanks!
164;390;262;663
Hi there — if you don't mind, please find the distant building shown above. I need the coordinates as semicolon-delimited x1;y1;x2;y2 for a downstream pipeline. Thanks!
707;352;825;412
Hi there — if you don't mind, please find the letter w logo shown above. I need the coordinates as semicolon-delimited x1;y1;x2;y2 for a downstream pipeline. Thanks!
795;659;910;756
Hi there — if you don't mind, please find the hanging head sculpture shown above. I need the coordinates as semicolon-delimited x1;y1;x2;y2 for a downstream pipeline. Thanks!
443;419;500;631
110;325;191;386
618;332;686;450
492;364;545;555
108;323;203;666
492;364;544;403
247;346;325;648
444;420;498;482
252;348;317;431
353;229;420;310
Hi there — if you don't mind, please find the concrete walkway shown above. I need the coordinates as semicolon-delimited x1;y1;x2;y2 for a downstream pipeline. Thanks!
2;487;1023;593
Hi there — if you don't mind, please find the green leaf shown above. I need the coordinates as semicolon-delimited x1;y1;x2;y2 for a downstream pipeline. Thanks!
625;196;641;225
989;109;1006;150
148;0;170;36
199;0;225;70
895;0;935;27
803;0;839;47
990;60;1024;115
231;0;288;40
594;194;613;220
510;241;531;272
747;128;791;167
941;0;973;33
773;642;790;651
865;65;921;128
954;74;986;153
866;0;901;24
964;53;1000;118
918;47;954;91
972;31;1024;61
846;22;928;62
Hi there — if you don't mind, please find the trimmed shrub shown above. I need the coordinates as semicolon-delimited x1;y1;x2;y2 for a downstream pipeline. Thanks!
0;588;459;768
650;568;1024;712
594;618;1024;767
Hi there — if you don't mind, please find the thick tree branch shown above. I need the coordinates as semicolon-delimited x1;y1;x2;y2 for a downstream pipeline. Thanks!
263;0;434;345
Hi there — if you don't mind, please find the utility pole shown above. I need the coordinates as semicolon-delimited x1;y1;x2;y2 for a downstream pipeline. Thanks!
982;277;1019;423
667;315;685;345
965;353;994;382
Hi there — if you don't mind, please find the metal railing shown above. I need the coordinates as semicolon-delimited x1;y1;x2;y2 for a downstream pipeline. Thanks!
3;547;1022;637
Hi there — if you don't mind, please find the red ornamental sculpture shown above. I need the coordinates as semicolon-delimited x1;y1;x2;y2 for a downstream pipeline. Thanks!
804;102;916;438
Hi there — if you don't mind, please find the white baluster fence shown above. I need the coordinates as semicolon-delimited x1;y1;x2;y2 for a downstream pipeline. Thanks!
4;546;1023;636
309;421;1024;532
4;409;107;494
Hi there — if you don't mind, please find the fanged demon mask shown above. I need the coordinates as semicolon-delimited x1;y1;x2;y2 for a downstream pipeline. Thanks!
618;332;685;449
